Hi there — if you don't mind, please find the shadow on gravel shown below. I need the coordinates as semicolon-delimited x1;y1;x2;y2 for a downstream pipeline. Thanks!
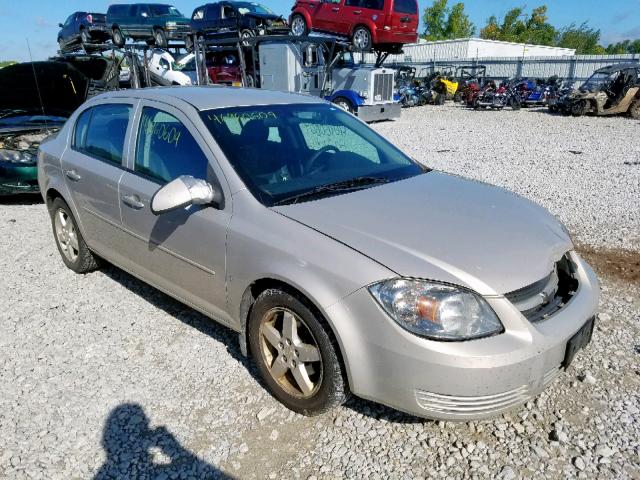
0;193;43;205
95;403;234;479
345;397;428;425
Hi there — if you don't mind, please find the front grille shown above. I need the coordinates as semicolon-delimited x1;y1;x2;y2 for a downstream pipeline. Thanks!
373;72;394;102
505;254;578;323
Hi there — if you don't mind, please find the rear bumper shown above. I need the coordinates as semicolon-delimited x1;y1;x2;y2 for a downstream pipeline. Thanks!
357;102;401;122
323;251;600;420
374;29;417;45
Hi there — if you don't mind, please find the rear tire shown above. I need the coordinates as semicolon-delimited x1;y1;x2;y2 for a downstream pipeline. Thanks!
112;27;125;47
248;289;348;416
185;35;194;52
49;198;101;274
571;100;588;117
154;28;168;47
240;29;254;46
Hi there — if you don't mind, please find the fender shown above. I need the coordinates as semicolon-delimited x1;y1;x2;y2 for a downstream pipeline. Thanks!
289;8;312;29
326;90;365;108
351;21;378;43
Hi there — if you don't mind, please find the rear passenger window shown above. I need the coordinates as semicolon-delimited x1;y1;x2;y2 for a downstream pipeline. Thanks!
192;7;205;20
393;0;417;13
74;104;131;165
135;107;209;183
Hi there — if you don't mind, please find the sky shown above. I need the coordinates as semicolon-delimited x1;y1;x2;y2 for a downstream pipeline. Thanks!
0;0;639;62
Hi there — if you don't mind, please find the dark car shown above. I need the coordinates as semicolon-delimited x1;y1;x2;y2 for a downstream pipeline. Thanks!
57;11;110;53
107;3;192;48
190;2;288;41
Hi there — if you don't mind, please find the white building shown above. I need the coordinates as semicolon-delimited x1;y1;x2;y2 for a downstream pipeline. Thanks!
404;38;575;61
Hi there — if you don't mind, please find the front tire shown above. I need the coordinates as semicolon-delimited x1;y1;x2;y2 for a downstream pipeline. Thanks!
332;96;355;114
248;289;348;416
49;198;101;274
629;99;640;119
352;26;372;51
290;14;308;37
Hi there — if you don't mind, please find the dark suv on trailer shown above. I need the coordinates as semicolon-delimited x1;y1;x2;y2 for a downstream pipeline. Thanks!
57;11;110;52
190;2;288;41
107;3;191;48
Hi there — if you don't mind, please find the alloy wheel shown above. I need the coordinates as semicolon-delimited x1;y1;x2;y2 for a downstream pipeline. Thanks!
291;16;306;36
353;28;371;50
258;307;323;398
54;208;79;263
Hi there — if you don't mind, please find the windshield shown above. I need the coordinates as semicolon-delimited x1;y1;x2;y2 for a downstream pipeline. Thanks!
200;104;425;206
150;5;182;16
235;2;274;15
582;71;613;90
173;55;195;71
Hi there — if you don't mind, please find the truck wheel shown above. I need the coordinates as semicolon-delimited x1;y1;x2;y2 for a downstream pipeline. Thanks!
333;97;355;114
154;29;168;47
240;29;254;46
629;99;640;119
185;35;194;52
352;26;372;51
112;27;125;47
290;14;308;37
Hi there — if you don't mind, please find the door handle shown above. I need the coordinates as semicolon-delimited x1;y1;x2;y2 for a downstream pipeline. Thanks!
65;169;81;182
331;7;340;11
353;9;361;14
121;194;145;210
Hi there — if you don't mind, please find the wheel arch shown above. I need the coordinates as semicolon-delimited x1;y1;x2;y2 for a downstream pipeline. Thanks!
328;90;363;108
238;277;354;390
351;22;376;43
290;10;311;29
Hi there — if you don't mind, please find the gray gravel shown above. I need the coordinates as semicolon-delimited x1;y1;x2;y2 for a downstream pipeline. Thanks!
1;106;639;479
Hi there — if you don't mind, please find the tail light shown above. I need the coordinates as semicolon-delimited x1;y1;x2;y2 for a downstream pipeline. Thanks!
86;14;93;24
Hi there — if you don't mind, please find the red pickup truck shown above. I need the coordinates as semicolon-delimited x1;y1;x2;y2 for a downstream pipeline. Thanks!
289;0;418;51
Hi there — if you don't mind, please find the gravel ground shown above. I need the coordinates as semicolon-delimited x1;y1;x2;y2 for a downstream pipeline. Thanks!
1;105;639;479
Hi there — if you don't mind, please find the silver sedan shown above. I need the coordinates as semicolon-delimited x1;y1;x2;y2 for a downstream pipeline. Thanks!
38;87;599;420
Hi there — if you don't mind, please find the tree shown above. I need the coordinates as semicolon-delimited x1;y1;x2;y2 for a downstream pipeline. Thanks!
605;39;640;54
422;0;474;40
557;23;605;54
479;6;556;45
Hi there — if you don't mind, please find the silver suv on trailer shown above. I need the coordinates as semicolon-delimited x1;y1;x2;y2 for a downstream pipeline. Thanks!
38;87;599;420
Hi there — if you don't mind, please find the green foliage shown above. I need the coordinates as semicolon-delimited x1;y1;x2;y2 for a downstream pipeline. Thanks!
605;39;640;54
422;0;474;40
557;23;605;54
479;5;556;45
0;61;17;69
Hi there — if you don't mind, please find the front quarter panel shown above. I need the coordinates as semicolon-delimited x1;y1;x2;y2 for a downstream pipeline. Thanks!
227;189;393;340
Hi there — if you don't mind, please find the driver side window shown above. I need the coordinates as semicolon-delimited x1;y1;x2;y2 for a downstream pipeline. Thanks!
135;107;209;184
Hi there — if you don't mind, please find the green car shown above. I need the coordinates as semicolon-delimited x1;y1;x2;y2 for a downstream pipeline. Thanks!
0;111;65;195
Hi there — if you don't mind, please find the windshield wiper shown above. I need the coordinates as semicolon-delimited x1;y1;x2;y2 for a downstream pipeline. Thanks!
273;176;389;206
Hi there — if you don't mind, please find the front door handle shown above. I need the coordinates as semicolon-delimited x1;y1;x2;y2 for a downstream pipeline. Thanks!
65;169;81;182
331;7;340;11
353;9;361;14
121;194;145;210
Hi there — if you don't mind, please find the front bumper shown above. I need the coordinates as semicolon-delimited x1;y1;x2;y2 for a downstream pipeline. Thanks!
357;102;401;122
324;251;600;420
165;27;191;40
0;163;39;195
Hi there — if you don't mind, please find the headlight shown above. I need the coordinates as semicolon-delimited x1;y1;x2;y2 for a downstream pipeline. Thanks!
0;149;36;165
358;90;368;98
165;21;177;29
368;279;503;341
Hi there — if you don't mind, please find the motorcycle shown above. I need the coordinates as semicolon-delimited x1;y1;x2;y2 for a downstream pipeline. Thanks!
469;79;521;110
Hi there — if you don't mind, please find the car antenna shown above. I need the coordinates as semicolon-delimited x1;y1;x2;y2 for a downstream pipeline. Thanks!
26;38;49;130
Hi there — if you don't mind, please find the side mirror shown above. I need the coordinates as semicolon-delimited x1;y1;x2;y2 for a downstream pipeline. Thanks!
151;175;218;215
59;23;64;28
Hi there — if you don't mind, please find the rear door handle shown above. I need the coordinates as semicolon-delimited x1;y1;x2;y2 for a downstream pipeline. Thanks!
65;169;81;182
331;7;340;11
121;194;145;210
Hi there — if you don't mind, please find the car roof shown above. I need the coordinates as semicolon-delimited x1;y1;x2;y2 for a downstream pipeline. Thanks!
92;86;324;111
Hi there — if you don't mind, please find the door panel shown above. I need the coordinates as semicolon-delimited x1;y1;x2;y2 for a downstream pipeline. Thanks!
61;102;133;259
314;0;345;34
118;103;231;323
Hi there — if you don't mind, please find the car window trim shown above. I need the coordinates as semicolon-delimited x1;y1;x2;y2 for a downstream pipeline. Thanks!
70;101;135;169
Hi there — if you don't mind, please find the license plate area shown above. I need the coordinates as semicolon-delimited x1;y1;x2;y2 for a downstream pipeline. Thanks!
563;316;595;369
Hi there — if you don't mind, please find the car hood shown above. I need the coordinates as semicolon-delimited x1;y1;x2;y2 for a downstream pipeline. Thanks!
272;172;572;296
245;12;284;21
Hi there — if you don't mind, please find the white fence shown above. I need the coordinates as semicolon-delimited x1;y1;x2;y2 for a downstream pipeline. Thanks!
365;51;640;84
